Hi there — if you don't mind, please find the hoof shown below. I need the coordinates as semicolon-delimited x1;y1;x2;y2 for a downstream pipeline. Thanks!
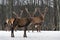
23;35;27;38
15;29;17;31
11;35;14;37
11;34;14;37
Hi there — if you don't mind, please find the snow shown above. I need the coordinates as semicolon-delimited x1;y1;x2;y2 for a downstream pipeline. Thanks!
0;31;60;40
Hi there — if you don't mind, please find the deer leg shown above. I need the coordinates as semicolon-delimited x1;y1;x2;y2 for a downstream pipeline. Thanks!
36;27;38;32
23;26;27;37
37;25;41;32
32;28;34;32
11;24;14;37
39;26;41;32
35;25;38;32
5;24;10;31
32;25;35;32
28;23;32;32
27;25;30;32
11;27;14;37
14;26;17;31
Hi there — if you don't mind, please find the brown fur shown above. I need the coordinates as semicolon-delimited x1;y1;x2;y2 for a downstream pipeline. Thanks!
10;17;31;37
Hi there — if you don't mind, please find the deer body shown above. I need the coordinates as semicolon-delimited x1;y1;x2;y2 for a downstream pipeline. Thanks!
4;7;48;37
25;7;48;32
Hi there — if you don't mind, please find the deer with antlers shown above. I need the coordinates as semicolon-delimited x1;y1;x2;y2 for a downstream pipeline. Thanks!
4;10;29;37
4;7;48;37
25;7;48;32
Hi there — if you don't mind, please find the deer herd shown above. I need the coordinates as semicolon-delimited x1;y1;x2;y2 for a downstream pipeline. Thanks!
4;7;48;37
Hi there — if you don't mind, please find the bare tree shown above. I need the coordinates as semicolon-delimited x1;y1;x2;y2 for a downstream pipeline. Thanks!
53;0;58;30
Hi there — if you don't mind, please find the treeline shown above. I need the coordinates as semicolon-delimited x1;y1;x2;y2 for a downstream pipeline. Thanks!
0;0;59;30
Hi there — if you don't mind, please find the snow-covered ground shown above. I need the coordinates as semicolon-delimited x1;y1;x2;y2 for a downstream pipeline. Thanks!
0;31;60;40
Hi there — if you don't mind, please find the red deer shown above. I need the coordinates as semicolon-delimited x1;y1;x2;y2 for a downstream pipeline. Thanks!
32;7;48;32
4;10;31;37
11;17;31;37
4;7;48;37
25;7;48;32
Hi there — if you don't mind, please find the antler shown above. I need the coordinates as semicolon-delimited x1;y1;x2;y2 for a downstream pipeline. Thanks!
25;7;31;17
20;10;23;18
13;11;19;18
32;7;38;17
38;8;42;15
39;7;48;18
43;7;48;16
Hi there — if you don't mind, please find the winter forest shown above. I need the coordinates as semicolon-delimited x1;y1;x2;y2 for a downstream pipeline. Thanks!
0;0;60;31
0;0;60;40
